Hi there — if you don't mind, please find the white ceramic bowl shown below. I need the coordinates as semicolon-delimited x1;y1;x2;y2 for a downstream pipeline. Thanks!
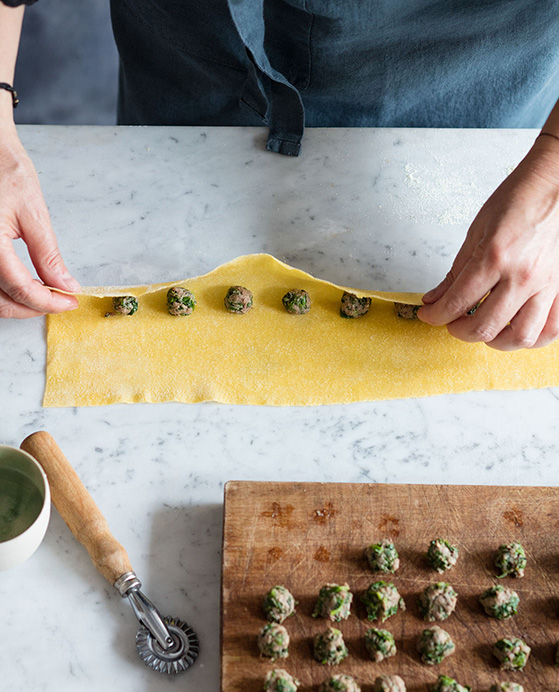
0;445;50;571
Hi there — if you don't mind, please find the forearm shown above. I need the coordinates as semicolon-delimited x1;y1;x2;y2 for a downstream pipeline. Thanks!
0;3;24;133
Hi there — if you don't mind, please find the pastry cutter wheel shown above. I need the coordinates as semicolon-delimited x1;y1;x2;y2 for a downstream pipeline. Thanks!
21;431;199;674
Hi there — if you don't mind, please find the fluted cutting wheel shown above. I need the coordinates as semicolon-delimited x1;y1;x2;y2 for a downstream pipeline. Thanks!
136;615;199;674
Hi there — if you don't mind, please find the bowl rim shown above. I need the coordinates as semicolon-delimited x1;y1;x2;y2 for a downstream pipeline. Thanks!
0;444;50;545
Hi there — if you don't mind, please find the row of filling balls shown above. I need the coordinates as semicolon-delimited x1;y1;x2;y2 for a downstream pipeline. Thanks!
258;540;529;692
263;671;522;692
107;285;420;318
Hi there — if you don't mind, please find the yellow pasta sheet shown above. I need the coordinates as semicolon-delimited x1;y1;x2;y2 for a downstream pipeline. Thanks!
44;254;559;407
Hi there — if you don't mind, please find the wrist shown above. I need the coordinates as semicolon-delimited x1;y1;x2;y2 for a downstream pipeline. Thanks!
524;133;559;188
0;93;17;139
0;122;22;163
0;86;16;116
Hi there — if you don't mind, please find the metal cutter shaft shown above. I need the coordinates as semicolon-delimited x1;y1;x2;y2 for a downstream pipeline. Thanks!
114;571;174;650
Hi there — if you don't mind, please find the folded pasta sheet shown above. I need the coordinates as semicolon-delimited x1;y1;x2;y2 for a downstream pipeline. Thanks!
43;253;559;407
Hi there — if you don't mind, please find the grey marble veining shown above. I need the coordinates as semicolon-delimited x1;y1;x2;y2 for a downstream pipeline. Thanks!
1;126;559;691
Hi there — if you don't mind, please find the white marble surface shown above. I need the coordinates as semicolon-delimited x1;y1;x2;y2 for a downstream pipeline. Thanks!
1;125;559;691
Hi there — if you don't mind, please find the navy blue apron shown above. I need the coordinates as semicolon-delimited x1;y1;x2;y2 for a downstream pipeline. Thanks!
110;0;559;156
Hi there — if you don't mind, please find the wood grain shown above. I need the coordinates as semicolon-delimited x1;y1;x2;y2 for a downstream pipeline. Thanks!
221;482;559;691
21;431;133;585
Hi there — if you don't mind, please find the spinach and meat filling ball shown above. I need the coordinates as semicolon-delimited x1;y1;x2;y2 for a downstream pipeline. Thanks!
166;286;196;316
112;295;138;315
489;684;524;692
340;291;371;318
417;626;455;665
373;675;406;692
479;585;519;619
364;628;396;662
429;675;471;692
362;581;405;622
319;674;361;692
313;583;353;621
417;582;457;621
495;543;526;578
263;585;296;623
365;540;400;573
394;302;420;320
257;622;290;660
427;539;459;573
492;637;531;671
282;289;311;314
314;627;349;665
224;285;253;313
264;669;300;692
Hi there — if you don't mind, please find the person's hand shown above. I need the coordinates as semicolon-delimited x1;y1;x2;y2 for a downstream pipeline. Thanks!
419;134;559;350
0;131;79;318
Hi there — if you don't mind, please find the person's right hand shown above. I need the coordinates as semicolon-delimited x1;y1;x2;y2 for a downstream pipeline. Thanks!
0;131;80;318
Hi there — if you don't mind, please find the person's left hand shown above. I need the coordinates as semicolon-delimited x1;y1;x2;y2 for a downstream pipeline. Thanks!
418;134;559;351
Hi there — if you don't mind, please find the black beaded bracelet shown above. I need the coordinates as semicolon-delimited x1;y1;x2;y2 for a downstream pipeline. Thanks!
0;83;18;108
538;131;559;144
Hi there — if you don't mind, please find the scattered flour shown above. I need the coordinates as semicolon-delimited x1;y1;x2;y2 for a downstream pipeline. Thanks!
381;158;518;228
401;161;484;226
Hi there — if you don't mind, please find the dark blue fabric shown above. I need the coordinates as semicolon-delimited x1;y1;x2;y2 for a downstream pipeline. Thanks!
228;0;306;155
110;0;559;156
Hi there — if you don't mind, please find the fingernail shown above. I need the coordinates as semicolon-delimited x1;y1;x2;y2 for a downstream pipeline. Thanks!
61;275;81;292
422;288;437;301
62;297;78;310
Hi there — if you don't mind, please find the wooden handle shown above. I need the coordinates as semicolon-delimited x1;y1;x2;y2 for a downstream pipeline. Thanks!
21;431;133;585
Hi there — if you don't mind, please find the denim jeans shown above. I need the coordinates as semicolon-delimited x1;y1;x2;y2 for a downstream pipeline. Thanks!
111;0;559;156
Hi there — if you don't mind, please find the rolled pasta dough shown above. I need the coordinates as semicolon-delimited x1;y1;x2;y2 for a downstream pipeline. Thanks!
43;254;559;407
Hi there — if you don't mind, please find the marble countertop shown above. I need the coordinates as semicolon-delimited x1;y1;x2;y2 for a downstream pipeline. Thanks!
1;125;558;691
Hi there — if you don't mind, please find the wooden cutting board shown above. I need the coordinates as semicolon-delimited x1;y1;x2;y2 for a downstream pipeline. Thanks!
221;481;559;691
